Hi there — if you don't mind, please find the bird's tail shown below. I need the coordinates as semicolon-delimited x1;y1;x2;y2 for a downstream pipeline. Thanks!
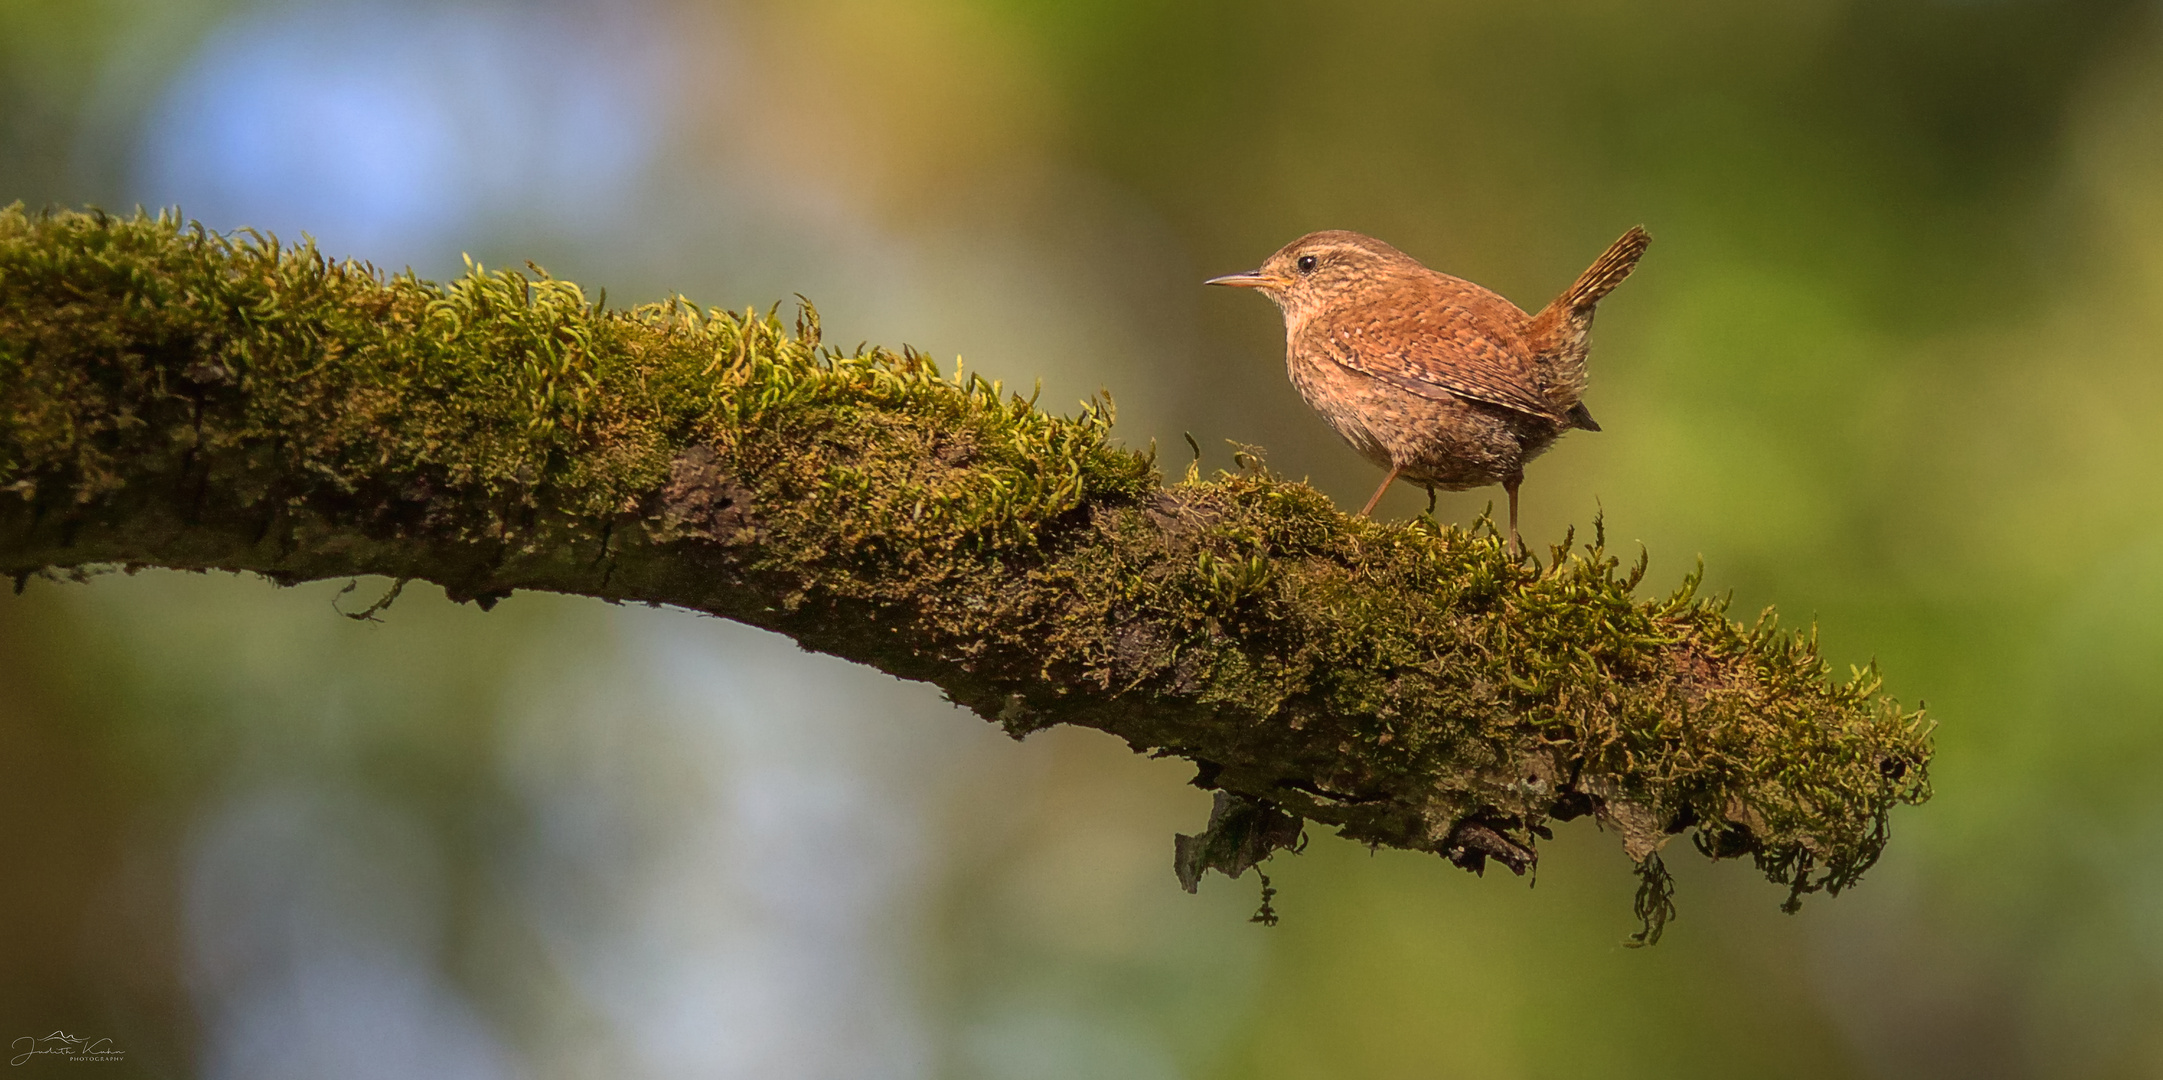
1556;226;1651;314
1528;226;1651;419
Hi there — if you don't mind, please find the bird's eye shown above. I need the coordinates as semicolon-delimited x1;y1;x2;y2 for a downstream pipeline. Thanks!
1296;255;1318;274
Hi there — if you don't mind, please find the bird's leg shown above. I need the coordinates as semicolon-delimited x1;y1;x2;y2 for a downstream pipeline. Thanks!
1503;470;1524;555
1424;484;1437;515
1359;466;1402;517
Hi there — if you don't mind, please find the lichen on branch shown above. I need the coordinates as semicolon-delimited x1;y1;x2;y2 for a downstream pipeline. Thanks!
0;206;1932;942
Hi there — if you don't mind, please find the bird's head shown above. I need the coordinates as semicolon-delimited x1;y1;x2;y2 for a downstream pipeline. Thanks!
1206;230;1423;321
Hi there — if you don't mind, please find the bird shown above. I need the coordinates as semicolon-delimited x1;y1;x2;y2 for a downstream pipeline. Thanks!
1208;226;1649;552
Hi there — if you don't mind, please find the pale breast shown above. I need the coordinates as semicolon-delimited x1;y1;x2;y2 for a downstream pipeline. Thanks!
1286;347;1391;469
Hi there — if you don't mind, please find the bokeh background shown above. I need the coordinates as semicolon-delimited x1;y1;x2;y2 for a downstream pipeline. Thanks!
6;0;2163;1076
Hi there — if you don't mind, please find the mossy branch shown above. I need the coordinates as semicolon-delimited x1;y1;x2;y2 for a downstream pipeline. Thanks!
0;207;1932;941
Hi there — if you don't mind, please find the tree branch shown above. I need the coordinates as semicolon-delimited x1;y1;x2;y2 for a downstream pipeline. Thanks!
0;207;1931;941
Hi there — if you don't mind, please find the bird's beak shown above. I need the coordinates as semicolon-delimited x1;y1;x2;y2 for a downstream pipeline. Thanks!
1205;270;1286;289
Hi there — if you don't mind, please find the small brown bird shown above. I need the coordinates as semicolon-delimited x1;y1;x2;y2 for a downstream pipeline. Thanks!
1208;227;1649;551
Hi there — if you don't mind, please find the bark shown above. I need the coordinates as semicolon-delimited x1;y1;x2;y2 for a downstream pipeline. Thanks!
0;207;1933;942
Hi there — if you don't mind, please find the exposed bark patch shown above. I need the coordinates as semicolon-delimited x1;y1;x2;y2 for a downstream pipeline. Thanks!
650;445;761;546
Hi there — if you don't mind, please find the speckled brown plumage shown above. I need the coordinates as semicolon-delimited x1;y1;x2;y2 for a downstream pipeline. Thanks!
1209;227;1649;550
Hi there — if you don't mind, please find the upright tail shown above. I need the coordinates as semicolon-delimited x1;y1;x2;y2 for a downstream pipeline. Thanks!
1528;226;1651;422
1557;226;1651;313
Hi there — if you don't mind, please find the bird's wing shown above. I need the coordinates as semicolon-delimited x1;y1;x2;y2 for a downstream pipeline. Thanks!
1309;275;1560;423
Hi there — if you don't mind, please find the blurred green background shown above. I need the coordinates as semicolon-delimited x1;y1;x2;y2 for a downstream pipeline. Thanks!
7;0;2163;1076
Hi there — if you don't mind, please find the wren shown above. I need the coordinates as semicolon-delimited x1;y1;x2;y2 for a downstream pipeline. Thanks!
1209;226;1649;551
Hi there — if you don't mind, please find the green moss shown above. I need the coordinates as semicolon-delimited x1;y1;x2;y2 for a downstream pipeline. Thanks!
0;206;1932;941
